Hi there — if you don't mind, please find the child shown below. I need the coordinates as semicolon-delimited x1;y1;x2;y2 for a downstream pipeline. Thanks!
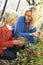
0;12;23;60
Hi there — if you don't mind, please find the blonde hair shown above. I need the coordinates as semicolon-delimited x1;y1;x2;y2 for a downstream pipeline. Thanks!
2;12;18;25
23;6;37;29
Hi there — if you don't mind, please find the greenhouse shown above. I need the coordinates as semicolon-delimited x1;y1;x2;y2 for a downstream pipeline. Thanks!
0;0;43;65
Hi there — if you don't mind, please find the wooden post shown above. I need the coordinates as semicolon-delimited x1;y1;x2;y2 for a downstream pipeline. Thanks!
16;0;21;12
0;0;8;21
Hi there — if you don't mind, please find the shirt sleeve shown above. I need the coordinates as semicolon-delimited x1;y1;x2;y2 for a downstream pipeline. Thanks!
13;16;25;38
0;28;14;47
19;27;36;39
0;40;14;47
30;27;37;33
15;27;37;44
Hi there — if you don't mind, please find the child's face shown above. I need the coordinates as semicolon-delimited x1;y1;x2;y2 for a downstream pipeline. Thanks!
10;19;15;25
10;18;16;26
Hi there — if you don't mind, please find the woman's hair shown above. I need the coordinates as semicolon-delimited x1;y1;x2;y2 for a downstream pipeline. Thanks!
2;12;18;25
23;6;37;29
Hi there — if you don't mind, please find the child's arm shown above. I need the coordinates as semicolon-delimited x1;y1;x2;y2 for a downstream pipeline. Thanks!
0;40;24;47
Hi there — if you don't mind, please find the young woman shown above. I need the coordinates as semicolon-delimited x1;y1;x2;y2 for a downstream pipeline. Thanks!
12;6;38;44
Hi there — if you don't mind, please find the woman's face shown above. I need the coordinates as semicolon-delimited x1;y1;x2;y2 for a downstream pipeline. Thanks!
25;11;32;23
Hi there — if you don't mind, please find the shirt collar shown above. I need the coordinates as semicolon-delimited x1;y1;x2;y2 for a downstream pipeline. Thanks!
6;24;12;30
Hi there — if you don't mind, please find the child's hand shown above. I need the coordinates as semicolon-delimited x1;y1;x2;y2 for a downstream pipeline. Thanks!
13;40;20;45
13;40;25;46
18;40;26;46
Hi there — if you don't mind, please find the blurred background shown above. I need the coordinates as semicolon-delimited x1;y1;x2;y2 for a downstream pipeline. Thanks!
0;0;43;31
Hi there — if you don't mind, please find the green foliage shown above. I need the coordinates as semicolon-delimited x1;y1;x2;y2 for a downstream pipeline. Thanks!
26;0;43;6
10;39;43;65
26;0;35;5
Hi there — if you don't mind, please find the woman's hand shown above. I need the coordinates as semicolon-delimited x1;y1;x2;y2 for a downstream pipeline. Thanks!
37;31;43;39
29;31;43;39
29;32;37;37
29;31;42;37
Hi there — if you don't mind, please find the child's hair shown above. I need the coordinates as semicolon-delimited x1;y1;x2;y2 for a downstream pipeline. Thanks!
2;12;18;24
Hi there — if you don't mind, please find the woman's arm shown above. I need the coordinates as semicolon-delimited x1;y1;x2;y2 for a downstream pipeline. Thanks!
18;27;37;38
13;16;26;38
14;16;37;38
